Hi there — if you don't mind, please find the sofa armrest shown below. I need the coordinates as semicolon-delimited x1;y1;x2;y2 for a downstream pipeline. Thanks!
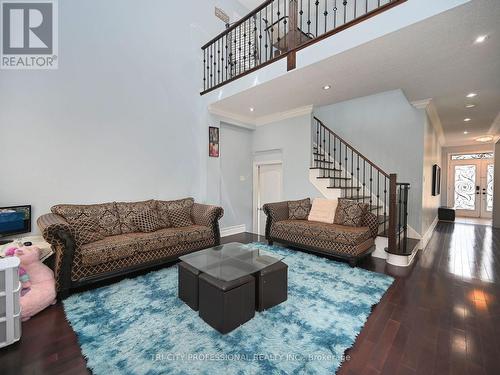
37;213;76;297
191;203;224;245
362;211;379;238
262;201;290;240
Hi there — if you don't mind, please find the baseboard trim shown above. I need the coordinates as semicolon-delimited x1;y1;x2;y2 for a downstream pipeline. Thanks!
420;216;438;250
220;224;246;237
386;248;419;267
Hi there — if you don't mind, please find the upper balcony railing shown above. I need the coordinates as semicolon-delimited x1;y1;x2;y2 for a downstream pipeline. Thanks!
201;0;407;94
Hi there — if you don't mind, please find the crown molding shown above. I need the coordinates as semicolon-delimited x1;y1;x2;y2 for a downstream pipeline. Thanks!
254;105;314;126
207;106;256;130
411;98;446;146
208;104;314;128
411;98;432;109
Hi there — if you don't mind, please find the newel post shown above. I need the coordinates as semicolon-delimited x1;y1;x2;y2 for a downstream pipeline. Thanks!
388;173;398;253
287;0;298;71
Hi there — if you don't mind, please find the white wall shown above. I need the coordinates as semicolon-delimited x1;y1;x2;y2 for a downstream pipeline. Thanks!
314;90;425;234
0;0;249;235
441;143;495;207
253;114;322;201
421;113;442;237
219;123;253;231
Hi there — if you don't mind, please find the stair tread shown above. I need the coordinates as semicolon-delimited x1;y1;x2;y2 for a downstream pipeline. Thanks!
341;196;372;200
318;177;352;180
309;167;341;172
313;159;334;164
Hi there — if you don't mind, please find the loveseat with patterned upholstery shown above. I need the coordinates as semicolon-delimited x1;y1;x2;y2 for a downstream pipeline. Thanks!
37;198;223;298
263;198;379;266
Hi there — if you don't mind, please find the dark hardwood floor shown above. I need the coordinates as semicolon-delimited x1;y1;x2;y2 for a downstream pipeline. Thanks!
1;222;499;374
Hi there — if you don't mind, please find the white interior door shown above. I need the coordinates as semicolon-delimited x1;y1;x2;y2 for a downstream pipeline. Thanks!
450;157;494;218
256;163;283;235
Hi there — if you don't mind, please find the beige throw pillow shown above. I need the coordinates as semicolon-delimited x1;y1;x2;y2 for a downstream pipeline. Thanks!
307;198;338;224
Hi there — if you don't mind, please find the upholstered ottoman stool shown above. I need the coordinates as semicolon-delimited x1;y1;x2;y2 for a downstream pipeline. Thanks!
255;261;288;312
198;273;255;334
178;262;200;311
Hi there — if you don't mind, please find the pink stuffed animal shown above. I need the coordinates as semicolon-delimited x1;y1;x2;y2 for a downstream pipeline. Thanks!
5;246;56;321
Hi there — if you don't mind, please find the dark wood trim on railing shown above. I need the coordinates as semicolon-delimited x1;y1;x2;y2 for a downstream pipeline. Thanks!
314;117;389;178
200;0;408;95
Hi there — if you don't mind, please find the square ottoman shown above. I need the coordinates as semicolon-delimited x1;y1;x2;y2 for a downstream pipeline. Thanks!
178;262;200;311
198;273;255;334
255;261;288;312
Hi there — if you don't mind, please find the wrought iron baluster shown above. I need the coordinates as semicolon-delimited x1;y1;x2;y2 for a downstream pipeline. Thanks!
315;0;319;37
369;165;373;208
356;154;360;199
203;48;206;91
333;0;337;28
343;0;347;24
307;0;311;36
324;0;328;34
384;177;387;234
362;159;366;201
350;148;354;197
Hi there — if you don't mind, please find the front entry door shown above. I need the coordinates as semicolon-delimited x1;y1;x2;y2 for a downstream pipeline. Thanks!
256;163;283;235
450;157;494;218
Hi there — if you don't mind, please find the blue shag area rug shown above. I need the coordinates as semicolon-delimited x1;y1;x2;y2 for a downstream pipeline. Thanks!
63;243;393;375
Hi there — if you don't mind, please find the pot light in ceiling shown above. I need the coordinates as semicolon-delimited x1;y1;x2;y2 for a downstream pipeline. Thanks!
466;92;477;98
475;35;488;44
476;135;494;143
463;131;469;135
464;118;472;122
323;85;331;90
249;107;255;112
465;104;476;109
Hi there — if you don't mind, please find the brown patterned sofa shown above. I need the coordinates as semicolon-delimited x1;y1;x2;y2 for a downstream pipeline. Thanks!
37;198;223;298
263;198;379;267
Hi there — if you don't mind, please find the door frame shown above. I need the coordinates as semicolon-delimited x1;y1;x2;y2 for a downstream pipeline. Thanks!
447;151;494;218
252;160;283;235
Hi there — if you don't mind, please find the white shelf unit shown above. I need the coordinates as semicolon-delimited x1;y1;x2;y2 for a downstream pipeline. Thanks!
0;256;22;348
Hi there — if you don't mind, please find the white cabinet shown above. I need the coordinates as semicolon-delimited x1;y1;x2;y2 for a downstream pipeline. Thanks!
0;256;22;348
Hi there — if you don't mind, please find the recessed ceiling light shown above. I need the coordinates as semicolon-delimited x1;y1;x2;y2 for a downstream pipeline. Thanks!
466;93;477;98
465;104;476;108
323;85;331;90
463;131;469;135
464;118;472;122
476;135;494;143
249;107;255;112
475;35;488;44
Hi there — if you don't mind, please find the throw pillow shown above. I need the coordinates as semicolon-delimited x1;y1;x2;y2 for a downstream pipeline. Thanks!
307;198;337;224
334;199;369;227
68;217;105;246
133;210;162;233
288;198;311;220
168;207;193;228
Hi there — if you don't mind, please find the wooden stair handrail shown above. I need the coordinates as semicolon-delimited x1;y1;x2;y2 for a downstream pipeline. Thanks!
314;116;390;178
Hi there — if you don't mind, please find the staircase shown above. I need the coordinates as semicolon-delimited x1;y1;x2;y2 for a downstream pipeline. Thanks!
311;117;416;257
